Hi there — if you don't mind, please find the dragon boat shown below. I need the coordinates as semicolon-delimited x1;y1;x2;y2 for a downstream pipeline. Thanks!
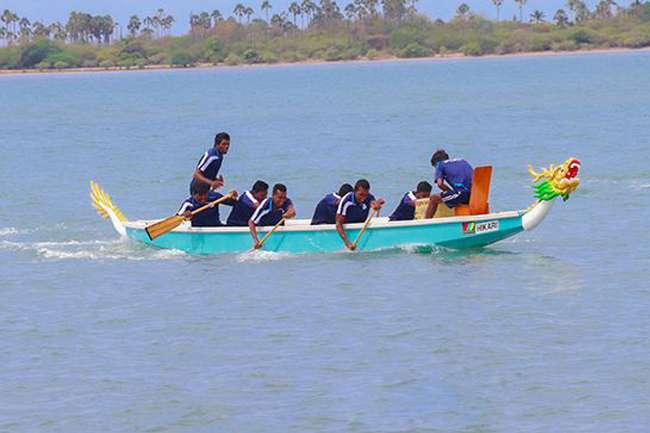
90;158;581;254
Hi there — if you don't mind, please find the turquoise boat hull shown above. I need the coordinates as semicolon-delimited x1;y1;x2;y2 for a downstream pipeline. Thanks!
122;212;526;254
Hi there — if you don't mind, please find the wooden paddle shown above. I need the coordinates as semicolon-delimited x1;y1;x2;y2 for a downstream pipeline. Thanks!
145;193;233;240
254;217;287;250
351;208;378;250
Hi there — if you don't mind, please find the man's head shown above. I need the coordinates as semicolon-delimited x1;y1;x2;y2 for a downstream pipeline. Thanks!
191;180;211;204
338;183;353;197
415;180;432;199
430;149;449;167
214;132;231;154
251;180;269;201
354;179;371;203
271;183;287;208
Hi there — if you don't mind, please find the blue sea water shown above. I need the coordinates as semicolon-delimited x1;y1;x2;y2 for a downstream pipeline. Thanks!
1;51;649;432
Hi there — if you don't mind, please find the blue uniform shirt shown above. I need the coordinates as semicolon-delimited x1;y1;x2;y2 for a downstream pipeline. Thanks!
389;191;417;221
190;147;224;191
251;197;293;226
311;192;341;225
177;192;233;227
336;191;376;223
226;190;260;226
435;159;474;192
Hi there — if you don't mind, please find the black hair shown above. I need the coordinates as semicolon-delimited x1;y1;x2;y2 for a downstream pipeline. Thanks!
252;180;269;193
417;181;432;193
431;149;449;167
214;132;230;146
273;183;287;194
354;179;370;191
338;183;353;197
191;180;211;196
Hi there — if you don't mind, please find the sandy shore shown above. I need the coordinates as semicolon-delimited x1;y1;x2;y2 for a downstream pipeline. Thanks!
1;46;648;76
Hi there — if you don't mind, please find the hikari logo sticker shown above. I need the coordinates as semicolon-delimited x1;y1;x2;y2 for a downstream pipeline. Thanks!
463;221;499;235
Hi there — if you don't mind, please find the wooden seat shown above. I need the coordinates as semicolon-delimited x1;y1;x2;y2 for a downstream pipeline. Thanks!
454;166;492;216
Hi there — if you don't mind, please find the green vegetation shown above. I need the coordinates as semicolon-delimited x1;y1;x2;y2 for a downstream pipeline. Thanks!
1;1;650;71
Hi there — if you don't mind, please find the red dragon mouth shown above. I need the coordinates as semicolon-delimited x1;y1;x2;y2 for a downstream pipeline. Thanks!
565;159;581;180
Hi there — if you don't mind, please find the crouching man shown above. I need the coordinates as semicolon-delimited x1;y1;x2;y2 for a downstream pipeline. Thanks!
248;183;296;249
335;179;385;251
425;149;474;218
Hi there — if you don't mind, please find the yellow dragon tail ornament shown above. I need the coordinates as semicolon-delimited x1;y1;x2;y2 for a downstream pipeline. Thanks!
90;181;127;223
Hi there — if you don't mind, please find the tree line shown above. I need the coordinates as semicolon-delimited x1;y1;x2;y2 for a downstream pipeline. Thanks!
1;1;649;70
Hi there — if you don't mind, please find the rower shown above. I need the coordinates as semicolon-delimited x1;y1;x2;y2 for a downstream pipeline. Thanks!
178;180;238;227
190;132;230;193
226;180;269;226
335;179;385;251
389;181;432;221
249;183;296;249
425;149;474;218
310;183;353;225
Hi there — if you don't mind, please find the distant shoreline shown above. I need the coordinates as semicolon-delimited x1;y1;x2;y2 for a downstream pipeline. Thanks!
1;46;649;77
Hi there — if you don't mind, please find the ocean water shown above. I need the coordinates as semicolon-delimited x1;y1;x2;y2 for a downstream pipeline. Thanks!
1;52;649;432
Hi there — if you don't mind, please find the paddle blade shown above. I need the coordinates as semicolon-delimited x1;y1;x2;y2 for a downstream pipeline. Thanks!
145;215;185;240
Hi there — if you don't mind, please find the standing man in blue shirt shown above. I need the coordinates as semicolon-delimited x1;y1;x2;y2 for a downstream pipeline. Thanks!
249;183;297;249
226;180;269;226
311;183;353;225
335;179;385;250
389;181;432;221
425;149;474;218
178;180;238;227
190;132;230;193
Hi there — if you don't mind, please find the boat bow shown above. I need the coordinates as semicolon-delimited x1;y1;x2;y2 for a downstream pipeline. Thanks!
522;157;582;232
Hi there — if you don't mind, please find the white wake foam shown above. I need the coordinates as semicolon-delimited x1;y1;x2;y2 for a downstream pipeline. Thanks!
1;238;186;261
0;227;23;236
235;250;295;263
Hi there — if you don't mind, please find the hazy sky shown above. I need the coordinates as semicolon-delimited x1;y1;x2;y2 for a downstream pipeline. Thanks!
3;0;602;33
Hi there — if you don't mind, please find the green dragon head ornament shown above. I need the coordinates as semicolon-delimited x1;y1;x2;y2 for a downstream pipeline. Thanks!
528;157;581;202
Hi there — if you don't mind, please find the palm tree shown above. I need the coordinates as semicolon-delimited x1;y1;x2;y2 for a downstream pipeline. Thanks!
364;0;379;16
514;0;527;22
211;9;222;27
19;17;32;42
2;10;19;44
492;0;503;22
262;1;273;24
302;0;319;25
127;15;141;37
566;0;581;22
382;0;406;21
143;16;154;34
343;2;356;43
233;4;246;24
244;7;254;25
456;3;470;20
344;2;357;20
530;9;545;23
162;15;174;36
50;22;67;42
405;0;418;16
575;1;590;22
0;27;6;47
271;12;286;28
289;2;302;26
199;12;211;31
554;9;569;27
32;21;49;39
595;0;615;19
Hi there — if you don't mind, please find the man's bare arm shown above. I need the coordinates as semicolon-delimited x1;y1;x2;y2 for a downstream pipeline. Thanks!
248;219;261;249
336;214;354;250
